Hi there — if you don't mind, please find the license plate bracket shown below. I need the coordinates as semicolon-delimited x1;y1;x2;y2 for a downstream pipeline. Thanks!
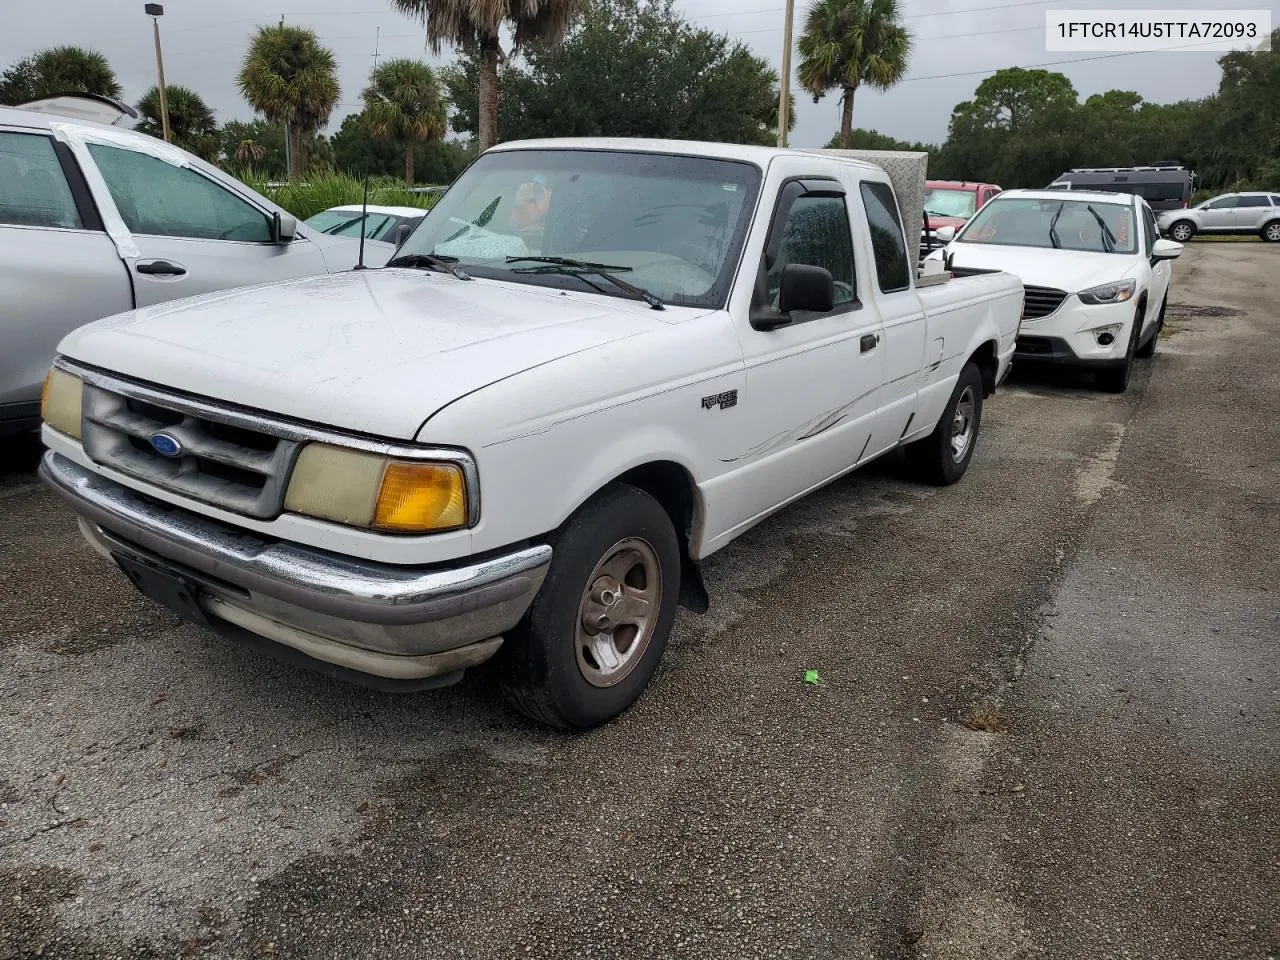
113;552;212;626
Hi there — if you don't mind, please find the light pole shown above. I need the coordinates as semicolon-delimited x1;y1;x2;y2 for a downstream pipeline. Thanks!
777;0;795;147
145;3;171;142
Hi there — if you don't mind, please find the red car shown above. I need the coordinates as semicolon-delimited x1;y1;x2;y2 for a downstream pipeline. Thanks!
924;180;1002;233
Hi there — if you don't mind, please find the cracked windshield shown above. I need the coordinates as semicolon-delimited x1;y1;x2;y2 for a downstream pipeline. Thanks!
395;149;762;306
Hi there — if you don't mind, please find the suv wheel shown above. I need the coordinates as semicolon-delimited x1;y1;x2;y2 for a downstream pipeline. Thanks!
1168;220;1195;242
1262;220;1280;243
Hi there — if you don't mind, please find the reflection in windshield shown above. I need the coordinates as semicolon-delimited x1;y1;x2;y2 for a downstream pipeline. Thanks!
924;188;977;219
393;149;764;307
958;197;1137;254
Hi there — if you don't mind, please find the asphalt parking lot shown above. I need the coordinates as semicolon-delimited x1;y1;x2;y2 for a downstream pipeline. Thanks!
1;241;1276;960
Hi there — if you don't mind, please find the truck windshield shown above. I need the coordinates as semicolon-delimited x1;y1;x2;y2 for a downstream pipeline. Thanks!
958;197;1137;254
924;188;977;219
391;148;763;308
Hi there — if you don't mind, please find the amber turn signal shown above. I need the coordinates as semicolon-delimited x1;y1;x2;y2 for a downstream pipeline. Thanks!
373;461;468;533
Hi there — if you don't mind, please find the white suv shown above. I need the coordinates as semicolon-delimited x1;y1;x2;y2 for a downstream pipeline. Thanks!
1157;192;1280;243
932;189;1183;393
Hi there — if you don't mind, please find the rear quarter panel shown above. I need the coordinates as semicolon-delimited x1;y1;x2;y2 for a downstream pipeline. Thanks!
908;271;1023;440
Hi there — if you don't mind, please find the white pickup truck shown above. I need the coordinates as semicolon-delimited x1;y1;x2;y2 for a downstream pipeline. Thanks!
39;138;1024;729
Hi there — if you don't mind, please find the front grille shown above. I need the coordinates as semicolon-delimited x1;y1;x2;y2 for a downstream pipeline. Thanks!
1022;285;1069;320
81;383;302;519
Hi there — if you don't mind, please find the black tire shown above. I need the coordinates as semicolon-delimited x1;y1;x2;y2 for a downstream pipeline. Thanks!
1261;220;1280;243
1097;307;1142;393
497;483;681;730
1168;220;1195;243
904;360;984;486
1135;298;1164;359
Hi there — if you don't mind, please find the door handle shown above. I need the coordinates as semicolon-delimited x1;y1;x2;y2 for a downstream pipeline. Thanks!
136;260;187;276
860;333;880;353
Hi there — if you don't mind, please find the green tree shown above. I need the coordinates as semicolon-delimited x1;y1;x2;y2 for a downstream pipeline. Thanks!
361;59;448;184
1;47;123;102
796;0;912;149
236;25;340;178
822;127;932;151
136;85;218;160
330;113;474;183
219;120;285;176
441;0;785;145
0;58;39;104
391;0;586;151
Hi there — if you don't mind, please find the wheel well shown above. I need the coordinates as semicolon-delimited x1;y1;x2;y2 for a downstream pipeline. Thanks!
969;340;998;397
1262;217;1280;234
614;461;709;614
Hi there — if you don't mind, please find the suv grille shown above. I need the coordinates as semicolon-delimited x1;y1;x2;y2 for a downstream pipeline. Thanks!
81;382;302;519
1022;285;1069;320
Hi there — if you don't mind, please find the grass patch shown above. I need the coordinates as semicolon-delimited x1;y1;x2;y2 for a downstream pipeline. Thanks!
958;702;1011;733
236;170;443;221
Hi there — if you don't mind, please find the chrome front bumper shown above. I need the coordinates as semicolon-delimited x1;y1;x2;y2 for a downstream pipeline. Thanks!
39;452;552;684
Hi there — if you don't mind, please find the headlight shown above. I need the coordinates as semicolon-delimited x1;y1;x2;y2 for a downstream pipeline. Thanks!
41;367;84;439
283;443;469;533
1077;279;1136;305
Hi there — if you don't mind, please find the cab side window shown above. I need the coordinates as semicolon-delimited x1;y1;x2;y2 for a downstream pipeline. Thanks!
87;143;272;242
0;132;84;230
1206;196;1239;210
859;181;911;293
764;189;857;314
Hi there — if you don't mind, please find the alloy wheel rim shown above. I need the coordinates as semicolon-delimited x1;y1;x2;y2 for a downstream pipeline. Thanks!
950;386;976;463
575;537;662;688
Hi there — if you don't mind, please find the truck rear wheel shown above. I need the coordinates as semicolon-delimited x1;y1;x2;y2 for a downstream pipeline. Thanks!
904;360;984;486
497;484;680;730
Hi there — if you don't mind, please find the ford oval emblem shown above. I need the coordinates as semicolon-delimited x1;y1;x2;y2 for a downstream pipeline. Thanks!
149;432;183;458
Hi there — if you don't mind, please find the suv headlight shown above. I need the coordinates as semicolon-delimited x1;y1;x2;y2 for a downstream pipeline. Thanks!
1078;279;1136;305
41;367;84;439
284;443;470;533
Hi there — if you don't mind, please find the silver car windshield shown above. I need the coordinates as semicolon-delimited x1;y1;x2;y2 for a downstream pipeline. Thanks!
393;149;764;308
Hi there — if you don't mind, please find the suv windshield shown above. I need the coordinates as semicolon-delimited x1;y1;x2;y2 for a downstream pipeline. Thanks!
924;188;978;219
958;197;1137;254
392;149;763;308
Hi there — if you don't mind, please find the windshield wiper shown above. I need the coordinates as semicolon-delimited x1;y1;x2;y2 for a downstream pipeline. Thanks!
1047;203;1064;249
385;252;472;280
1084;205;1117;253
505;256;665;310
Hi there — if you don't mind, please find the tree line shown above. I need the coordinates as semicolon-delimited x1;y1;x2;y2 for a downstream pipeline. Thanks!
0;0;1275;195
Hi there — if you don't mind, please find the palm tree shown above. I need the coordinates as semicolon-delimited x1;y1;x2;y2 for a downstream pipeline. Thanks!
796;0;912;149
136;85;218;159
236;25;340;178
361;59;447;184
29;46;123;100
391;0;585;151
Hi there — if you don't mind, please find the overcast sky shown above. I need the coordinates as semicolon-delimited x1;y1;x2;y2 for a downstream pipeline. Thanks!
5;0;1277;149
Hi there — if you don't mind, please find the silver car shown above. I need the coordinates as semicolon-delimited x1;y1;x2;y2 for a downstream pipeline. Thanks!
0;102;394;436
1156;191;1280;243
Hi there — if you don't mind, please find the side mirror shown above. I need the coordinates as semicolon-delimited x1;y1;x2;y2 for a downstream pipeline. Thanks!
934;225;957;243
778;263;835;314
1151;238;1183;261
393;223;412;248
271;211;297;244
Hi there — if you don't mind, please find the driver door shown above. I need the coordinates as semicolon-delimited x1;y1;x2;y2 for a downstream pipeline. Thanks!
84;141;330;307
1199;195;1239;232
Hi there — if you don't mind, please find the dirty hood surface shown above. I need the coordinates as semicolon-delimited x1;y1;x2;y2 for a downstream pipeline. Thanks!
59;269;665;440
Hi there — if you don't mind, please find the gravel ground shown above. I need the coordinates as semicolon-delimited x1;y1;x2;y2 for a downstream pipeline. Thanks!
1;242;1276;959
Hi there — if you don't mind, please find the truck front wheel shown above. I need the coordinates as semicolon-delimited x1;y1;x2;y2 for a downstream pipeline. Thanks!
905;360;984;486
497;484;681;730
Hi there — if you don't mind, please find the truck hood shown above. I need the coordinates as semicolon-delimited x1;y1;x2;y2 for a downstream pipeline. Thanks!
943;242;1135;294
58;269;669;440
925;214;969;230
